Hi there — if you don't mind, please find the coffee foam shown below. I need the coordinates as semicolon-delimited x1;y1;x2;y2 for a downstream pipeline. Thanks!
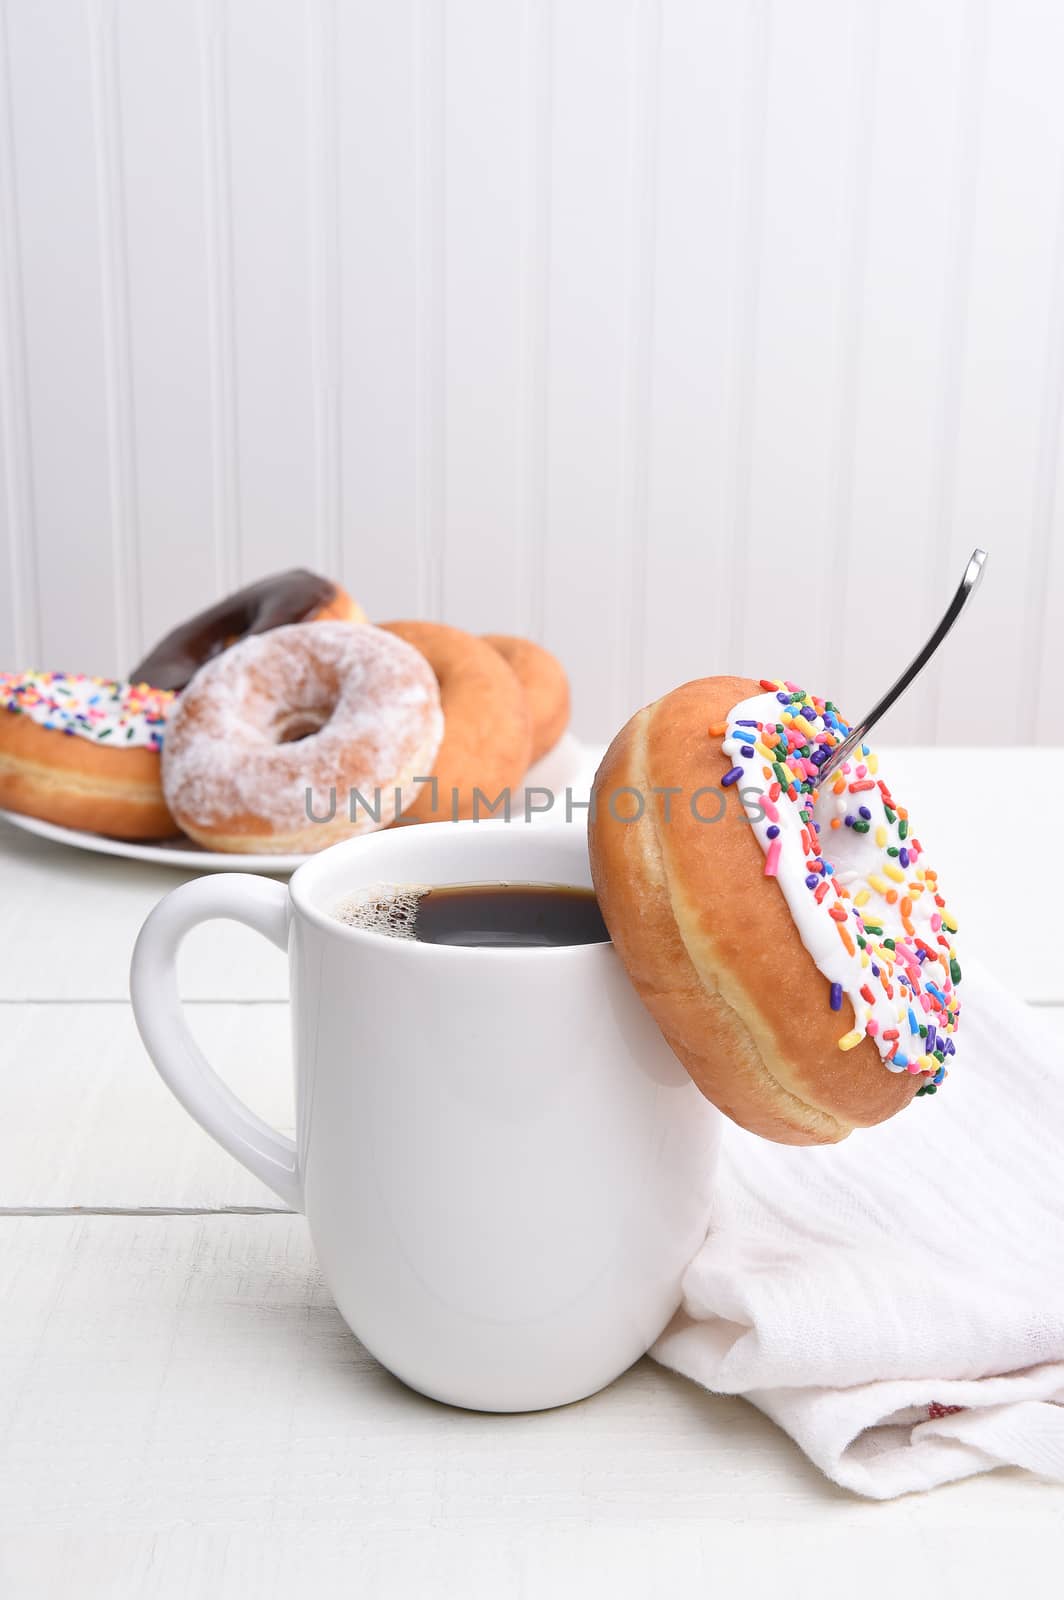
333;883;427;941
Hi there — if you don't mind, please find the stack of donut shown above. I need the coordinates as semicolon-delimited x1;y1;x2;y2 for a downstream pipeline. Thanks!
0;567;571;854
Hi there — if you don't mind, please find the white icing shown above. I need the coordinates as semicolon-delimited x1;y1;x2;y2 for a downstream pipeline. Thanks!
0;672;173;750
162;622;444;836
722;691;959;1078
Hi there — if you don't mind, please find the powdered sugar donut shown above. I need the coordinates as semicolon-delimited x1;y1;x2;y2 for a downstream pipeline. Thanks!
162;623;443;854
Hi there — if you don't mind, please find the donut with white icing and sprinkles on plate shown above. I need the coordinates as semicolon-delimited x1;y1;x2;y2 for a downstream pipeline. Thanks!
588;674;961;1146
0;672;176;839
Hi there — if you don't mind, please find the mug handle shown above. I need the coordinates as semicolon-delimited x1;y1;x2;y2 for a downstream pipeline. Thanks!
130;874;302;1210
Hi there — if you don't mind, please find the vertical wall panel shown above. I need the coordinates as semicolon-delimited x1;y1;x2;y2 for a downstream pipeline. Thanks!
839;0;967;743
439;0;525;635
227;0;316;582
117;0;215;666
88;0;141;670
1031;168;1064;745
613;0;660;716
541;0;635;741
414;0;445;618
919;0;989;745
937;0;1064;742
306;0;343;583
733;0;860;690
199;0;241;595
0;0;1062;738
0;0;39;669
1035;391;1064;741
7;0;117;674
642;0;752;707
336;0;420;620
515;0;552;642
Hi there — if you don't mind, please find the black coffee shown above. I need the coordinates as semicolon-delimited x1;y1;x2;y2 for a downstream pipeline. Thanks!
335;882;610;948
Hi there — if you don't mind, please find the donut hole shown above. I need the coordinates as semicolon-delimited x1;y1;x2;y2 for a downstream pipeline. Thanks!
811;781;878;887
274;706;332;744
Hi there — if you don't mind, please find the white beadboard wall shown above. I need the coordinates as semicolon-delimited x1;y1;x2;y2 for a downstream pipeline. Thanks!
1;0;1063;744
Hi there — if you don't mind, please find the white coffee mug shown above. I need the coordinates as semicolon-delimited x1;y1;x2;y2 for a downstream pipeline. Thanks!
130;821;721;1412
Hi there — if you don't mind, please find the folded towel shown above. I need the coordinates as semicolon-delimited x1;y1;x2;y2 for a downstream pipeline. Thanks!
652;963;1064;1498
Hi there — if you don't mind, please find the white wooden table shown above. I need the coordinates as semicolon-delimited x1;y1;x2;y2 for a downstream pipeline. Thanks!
1;749;1062;1599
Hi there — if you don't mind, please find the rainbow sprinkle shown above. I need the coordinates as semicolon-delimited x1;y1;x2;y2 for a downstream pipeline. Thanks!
0;671;174;751
720;678;961;1097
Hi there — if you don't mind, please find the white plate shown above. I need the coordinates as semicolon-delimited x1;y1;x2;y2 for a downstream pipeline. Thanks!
0;810;307;873
0;734;600;877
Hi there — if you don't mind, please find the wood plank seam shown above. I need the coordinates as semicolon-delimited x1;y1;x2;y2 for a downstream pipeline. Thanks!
0;1205;291;1216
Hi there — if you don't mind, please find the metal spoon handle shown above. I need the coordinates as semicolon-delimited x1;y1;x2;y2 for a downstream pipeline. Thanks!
816;547;987;785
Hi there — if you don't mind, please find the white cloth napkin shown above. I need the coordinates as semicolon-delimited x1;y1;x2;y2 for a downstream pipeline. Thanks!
651;962;1064;1498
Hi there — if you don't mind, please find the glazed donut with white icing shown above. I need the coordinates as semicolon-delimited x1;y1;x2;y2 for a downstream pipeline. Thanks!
588;674;961;1146
0;672;176;839
162;622;443;854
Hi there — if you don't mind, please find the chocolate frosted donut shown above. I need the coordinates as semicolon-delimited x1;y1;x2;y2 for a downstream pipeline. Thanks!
130;569;366;692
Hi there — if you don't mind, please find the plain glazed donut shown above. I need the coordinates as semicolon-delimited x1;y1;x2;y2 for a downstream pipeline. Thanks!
162;622;443;854
0;672;176;839
482;635;570;764
130;569;366;692
589;675;961;1146
379;621;532;823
